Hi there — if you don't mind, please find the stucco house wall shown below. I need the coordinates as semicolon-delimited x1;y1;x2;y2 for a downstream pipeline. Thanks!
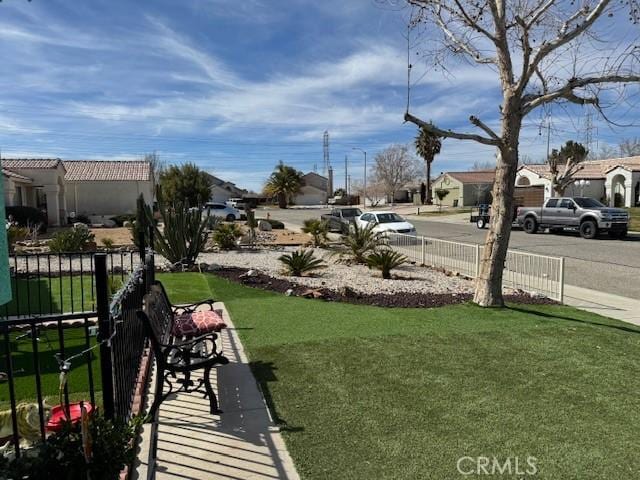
66;180;153;217
432;175;463;207
293;172;329;206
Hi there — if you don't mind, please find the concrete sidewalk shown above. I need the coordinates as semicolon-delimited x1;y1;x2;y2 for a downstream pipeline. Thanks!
135;304;300;480
564;285;640;326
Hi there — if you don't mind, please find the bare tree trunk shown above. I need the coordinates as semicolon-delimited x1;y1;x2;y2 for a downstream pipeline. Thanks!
278;192;287;209
473;109;521;307
426;160;433;204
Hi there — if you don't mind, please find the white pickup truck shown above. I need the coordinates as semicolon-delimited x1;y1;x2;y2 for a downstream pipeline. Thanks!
515;197;629;239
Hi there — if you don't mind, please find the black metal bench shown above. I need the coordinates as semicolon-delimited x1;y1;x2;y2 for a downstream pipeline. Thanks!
137;281;229;419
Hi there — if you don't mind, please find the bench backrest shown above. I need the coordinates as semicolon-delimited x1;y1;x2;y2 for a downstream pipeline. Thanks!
139;283;174;351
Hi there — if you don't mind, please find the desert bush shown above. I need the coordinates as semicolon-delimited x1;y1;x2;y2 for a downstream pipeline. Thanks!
212;223;243;250
110;214;136;227
279;249;326;276
48;226;95;253
7;225;30;252
101;237;115;249
5;206;47;232
302;219;329;247
366;249;407;279
73;214;91;225
341;222;386;264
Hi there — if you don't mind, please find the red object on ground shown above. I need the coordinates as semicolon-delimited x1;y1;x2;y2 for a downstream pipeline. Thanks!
46;402;94;432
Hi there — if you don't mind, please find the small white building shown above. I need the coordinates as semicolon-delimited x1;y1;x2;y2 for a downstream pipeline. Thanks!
516;156;640;207
2;158;154;226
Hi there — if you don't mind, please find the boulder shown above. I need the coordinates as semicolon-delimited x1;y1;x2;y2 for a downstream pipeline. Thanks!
123;220;133;228
257;220;272;232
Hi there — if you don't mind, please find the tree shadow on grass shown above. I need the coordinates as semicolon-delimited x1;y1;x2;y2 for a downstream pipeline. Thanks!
507;306;640;336
249;360;304;434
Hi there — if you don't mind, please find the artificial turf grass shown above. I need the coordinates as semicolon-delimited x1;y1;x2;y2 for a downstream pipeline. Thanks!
0;326;101;409
157;272;640;479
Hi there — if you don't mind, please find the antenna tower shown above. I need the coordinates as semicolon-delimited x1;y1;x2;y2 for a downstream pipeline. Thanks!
323;130;330;176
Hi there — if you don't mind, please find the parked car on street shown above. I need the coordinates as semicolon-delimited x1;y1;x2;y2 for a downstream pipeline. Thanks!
225;198;246;210
356;211;417;235
203;202;245;222
516;197;629;239
321;207;362;233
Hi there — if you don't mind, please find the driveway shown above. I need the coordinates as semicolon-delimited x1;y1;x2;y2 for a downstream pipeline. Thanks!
261;206;640;300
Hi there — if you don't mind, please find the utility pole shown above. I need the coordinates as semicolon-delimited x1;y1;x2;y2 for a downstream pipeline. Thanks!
344;155;348;192
352;147;367;208
323;131;330;176
539;120;551;160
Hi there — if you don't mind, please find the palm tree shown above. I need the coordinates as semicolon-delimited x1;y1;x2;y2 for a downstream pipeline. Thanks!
264;161;303;208
415;127;442;205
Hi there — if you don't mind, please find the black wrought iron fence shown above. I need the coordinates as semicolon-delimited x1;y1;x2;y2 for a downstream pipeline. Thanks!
0;252;154;458
1;251;141;320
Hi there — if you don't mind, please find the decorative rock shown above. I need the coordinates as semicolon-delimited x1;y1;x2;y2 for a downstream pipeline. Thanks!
257;220;272;232
285;289;294;296
123;221;133;228
300;288;325;299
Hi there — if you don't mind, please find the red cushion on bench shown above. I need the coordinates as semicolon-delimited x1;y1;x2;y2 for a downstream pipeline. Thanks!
172;310;227;337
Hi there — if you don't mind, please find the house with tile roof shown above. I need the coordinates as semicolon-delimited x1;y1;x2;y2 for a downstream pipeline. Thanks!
516;156;640;207
431;170;495;207
2;158;154;226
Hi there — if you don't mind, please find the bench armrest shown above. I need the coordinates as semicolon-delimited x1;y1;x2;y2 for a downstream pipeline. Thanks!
171;299;216;314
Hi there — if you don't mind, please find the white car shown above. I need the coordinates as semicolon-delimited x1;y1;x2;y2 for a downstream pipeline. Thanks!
203;202;244;222
356;211;417;235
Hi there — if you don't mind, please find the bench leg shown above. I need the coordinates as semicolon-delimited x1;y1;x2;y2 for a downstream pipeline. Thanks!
204;364;222;414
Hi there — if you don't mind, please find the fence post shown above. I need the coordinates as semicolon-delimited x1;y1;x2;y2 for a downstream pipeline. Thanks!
421;237;425;266
138;229;146;264
474;244;480;278
148;224;154;254
95;253;115;419
558;256;565;304
145;253;155;292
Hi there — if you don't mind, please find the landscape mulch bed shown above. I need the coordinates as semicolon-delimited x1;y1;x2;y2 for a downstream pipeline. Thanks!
214;267;557;308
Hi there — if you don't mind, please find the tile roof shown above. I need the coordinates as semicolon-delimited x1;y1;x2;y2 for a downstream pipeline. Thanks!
520;155;640;179
445;170;496;184
1;168;32;182
2;158;62;169
63;160;152;181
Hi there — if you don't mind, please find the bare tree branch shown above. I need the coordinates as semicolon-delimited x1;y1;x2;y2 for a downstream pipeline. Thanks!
404;112;501;146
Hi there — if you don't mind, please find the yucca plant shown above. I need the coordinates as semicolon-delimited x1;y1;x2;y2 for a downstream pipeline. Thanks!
366;249;407;279
147;196;209;265
278;249;326;276
341;222;387;264
213;223;243;250
301;218;329;247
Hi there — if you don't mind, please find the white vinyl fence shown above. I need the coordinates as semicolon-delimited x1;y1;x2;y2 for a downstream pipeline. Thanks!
387;233;565;302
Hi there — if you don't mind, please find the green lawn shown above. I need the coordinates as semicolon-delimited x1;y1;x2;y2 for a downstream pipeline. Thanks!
159;273;640;480
0;327;101;409
625;207;640;231
418;207;472;217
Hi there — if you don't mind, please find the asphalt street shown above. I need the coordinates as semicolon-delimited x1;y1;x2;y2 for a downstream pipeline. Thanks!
260;207;640;300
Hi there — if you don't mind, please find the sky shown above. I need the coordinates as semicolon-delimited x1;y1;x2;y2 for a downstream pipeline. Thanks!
0;0;638;192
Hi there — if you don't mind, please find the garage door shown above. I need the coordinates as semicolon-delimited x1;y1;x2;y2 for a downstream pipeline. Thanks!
514;186;544;206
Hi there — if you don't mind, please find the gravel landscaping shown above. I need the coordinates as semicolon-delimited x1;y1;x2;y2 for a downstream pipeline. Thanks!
196;247;505;297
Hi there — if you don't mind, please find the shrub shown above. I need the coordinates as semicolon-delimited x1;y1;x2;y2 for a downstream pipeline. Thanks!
341;222;386;264
366;249;408;279
212;223;243;250
7;225;30;252
101;237;114;249
5;206;47;232
48;226;95;253
110;214;136;227
301;219;329;247
73;214;91;225
129;194;154;249
256;218;284;229
279;249;326;276
0;413;142;480
149;197;210;265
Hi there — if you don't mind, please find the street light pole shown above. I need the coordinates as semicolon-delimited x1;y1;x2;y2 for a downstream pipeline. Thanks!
353;147;367;208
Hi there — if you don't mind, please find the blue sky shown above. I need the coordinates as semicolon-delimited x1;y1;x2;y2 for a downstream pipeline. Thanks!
0;0;637;191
